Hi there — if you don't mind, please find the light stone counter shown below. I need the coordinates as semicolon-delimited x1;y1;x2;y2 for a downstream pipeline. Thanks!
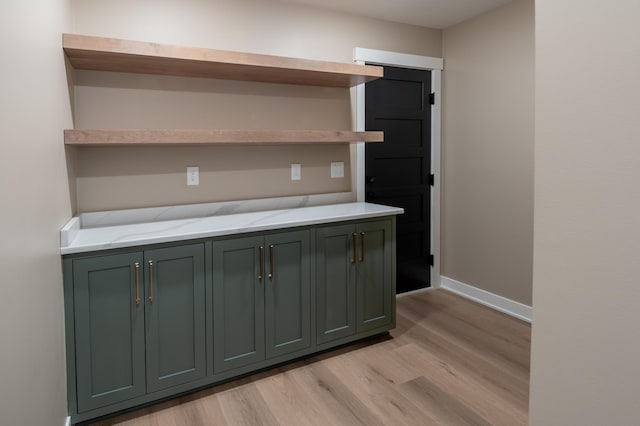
61;201;403;255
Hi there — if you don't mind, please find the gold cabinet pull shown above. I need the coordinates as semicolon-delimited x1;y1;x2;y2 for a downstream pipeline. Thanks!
258;246;264;281
134;262;141;306
148;260;154;303
351;233;357;264
268;244;274;280
359;232;365;263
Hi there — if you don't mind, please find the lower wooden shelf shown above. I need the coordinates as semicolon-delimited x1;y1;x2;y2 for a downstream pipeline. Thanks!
64;129;384;145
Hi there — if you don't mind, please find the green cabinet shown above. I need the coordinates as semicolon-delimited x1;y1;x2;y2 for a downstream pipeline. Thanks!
315;224;357;343
73;252;146;412
212;230;310;373
316;219;393;345
264;231;311;358
65;217;396;423
144;245;206;392
212;235;265;373
355;220;394;333
70;243;206;413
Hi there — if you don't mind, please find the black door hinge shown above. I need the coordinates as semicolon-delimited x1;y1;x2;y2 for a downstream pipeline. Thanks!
429;174;435;186
429;254;434;267
429;92;435;105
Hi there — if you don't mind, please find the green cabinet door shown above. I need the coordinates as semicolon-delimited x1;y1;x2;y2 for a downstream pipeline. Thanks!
316;224;357;344
212;230;311;370
213;236;265;373
73;252;146;413
316;219;395;344
356;220;393;333
265;230;311;358
144;243;206;392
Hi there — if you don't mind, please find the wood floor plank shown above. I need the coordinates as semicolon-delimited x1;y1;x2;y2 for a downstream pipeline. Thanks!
192;395;227;426
324;348;442;425
289;361;386;426
393;342;528;425
253;366;332;426
216;381;280;426
396;291;530;381
350;343;422;385
398;376;492;426
394;310;530;406
86;289;531;426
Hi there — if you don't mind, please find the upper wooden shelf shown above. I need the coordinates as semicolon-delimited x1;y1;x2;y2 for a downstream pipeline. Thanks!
64;129;384;146
63;34;383;87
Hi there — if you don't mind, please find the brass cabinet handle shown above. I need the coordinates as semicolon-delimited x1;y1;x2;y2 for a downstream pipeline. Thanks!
134;262;141;306
268;244;274;280
351;233;357;264
258;246;264;281
359;232;365;263
148;260;154;303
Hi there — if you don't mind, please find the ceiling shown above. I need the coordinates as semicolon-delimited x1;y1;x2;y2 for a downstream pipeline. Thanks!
274;0;512;29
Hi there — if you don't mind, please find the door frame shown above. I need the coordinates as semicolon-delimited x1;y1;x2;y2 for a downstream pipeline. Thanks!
353;48;443;288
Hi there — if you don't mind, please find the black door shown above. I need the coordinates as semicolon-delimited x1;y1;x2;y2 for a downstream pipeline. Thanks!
365;66;432;293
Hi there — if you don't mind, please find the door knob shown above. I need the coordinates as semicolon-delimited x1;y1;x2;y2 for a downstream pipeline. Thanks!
366;176;375;184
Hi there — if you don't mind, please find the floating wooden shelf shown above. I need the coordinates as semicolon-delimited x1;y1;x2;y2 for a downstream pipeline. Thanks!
63;34;383;87
64;129;384;146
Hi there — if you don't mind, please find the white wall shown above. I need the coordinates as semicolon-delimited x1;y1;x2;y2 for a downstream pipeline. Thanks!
442;0;534;305
0;0;73;425
530;0;640;423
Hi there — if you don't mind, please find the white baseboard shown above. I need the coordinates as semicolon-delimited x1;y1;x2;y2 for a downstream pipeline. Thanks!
440;276;532;323
65;416;71;426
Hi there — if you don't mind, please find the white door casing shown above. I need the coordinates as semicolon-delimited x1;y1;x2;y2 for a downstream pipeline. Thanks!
353;48;443;288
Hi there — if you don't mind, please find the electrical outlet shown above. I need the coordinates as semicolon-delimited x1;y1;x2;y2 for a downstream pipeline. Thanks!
291;163;301;181
187;166;199;186
330;161;344;178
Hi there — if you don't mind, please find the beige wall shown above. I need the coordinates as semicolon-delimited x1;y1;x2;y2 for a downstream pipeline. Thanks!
72;71;352;211
530;0;640;423
0;0;73;425
70;0;442;212
71;0;442;63
442;0;534;305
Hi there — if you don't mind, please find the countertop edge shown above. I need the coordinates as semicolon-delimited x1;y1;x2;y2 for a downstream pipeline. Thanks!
61;203;403;255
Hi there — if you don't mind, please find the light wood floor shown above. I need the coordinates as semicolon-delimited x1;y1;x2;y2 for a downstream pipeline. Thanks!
89;289;531;425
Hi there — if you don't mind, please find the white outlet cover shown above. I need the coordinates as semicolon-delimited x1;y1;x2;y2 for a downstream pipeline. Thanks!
330;161;344;178
187;166;199;186
291;163;301;181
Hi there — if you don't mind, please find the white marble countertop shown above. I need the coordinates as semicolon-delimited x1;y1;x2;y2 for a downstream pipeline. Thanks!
61;202;404;255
